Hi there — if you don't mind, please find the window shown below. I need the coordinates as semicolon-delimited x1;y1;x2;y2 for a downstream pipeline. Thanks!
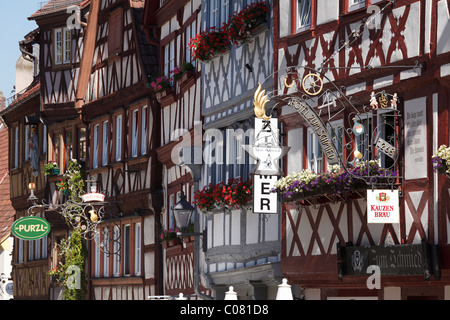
297;0;311;29
113;226;120;276
103;228;110;277
307;128;323;173
108;9;123;56
115;115;122;162
102;121;109;166
210;0;230;28
164;40;175;78
14;127;19;168
65;130;73;168
94;233;100;277
24;125;30;161
123;224;131;275
185;22;197;64
141;106;148;155
78;127;87;160
134;223;141;276
54;27;72;65
131;110;138;157
93;124;99;168
349;0;365;11
376;110;396;169
53;133;61;169
18;238;23;263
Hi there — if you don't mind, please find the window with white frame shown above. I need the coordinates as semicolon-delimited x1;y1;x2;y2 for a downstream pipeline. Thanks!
209;0;230;28
94;233;100;277
134;223;141;276
141;106;148;155
54;27;72;65
307;128;323;173
115;114;122;162
131;109;138;157
93;124;99;168
164;40;175;78
185;22;197;64
113;226;120;276
348;0;366;12
102;121;109;166
14;127;19;168
297;0;311;29
103;227;109;277
18;238;23;263
24;125;30;161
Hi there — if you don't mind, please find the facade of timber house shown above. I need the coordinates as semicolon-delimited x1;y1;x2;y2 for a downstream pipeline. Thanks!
1;0;450;300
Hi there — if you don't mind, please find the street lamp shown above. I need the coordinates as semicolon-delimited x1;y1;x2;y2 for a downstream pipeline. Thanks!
171;146;213;300
172;192;194;231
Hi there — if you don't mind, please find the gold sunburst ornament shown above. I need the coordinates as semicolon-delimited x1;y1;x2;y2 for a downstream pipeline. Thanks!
253;83;272;120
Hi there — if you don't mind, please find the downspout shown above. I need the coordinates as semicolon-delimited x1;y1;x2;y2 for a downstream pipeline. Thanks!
19;45;38;78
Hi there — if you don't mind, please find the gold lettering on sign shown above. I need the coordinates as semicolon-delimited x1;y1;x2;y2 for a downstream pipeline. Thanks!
288;98;339;165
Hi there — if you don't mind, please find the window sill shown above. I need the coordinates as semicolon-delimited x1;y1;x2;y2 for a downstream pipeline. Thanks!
91;276;143;285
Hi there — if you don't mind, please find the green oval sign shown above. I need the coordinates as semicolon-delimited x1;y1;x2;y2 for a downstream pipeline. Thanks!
12;217;51;240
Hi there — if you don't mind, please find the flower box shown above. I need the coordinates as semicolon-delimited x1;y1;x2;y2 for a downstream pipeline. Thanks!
179;69;195;87
432;144;450;178
156;87;173;103
189;27;230;62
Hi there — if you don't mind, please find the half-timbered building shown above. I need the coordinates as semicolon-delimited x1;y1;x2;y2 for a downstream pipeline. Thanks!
197;0;282;300
80;0;161;300
24;0;161;300
272;0;450;300
0;29;48;299
143;0;206;298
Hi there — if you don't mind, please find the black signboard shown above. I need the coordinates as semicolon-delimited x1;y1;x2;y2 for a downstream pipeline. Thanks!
337;242;441;281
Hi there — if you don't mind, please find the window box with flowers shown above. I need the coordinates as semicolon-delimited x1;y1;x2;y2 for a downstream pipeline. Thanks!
189;27;230;62
226;0;269;45
44;162;60;176
271;161;398;204
160;228;181;248
150;76;173;102
432;144;450;178
193;177;253;213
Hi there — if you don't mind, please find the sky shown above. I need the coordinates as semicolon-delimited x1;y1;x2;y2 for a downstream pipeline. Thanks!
0;1;43;100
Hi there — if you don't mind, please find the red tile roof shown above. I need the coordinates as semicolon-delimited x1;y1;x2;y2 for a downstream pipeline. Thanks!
30;0;86;19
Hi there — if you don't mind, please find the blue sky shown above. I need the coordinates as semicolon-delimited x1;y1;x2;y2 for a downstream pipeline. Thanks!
0;1;42;99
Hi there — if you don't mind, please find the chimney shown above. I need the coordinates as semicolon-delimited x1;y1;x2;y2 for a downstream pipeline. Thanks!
0;90;5;112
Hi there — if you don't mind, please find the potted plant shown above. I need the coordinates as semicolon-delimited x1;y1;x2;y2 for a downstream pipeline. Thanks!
179;62;195;84
180;223;195;242
170;65;183;81
160;228;180;248
189;26;230;62
150;75;173;102
43;162;60;176
226;0;269;45
432;144;450;177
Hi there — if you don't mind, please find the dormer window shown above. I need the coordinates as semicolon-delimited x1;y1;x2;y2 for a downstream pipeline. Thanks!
54;27;72;65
